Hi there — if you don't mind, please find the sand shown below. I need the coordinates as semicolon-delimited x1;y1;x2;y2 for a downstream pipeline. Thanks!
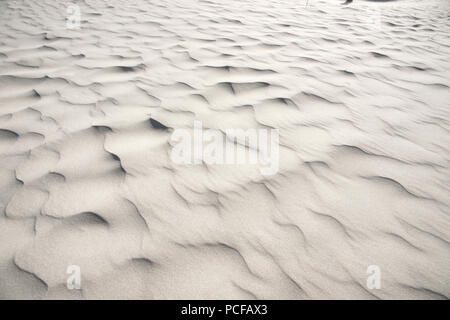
0;0;449;299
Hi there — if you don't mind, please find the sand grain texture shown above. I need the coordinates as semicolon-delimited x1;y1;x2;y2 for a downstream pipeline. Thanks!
0;0;449;299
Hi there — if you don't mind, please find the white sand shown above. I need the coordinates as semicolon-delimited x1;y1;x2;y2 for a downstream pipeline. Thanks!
0;0;449;299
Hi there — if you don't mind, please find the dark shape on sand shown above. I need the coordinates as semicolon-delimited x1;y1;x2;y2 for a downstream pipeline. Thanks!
343;0;353;4
150;118;169;130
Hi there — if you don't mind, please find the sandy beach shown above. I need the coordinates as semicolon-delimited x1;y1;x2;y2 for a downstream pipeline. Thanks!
0;0;449;299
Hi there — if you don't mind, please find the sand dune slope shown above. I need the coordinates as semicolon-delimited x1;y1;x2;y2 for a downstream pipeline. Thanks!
0;0;449;299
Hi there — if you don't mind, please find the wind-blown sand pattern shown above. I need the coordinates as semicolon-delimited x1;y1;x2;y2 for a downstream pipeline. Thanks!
0;0;449;299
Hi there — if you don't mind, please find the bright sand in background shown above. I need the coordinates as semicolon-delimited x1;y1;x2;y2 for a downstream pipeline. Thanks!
0;0;449;299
